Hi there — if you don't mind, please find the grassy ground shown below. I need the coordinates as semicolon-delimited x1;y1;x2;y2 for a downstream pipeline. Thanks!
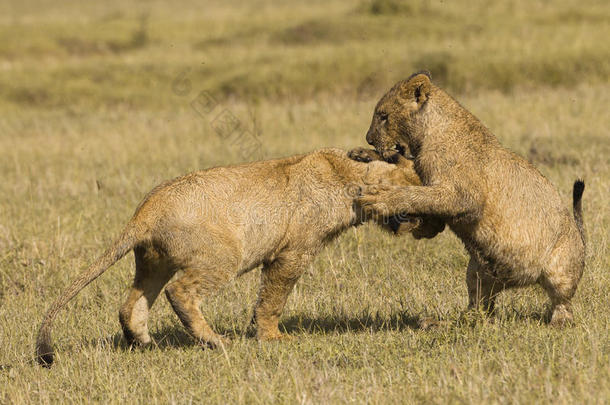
1;0;609;403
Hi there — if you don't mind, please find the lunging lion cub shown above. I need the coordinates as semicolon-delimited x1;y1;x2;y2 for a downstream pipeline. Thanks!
356;72;585;325
36;148;440;366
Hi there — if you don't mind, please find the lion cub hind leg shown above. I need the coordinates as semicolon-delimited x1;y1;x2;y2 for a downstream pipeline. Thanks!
164;262;235;349
254;252;310;341
539;250;583;327
119;246;174;346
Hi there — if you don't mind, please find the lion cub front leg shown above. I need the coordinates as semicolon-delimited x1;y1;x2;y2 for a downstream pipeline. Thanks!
254;252;310;341
359;184;476;219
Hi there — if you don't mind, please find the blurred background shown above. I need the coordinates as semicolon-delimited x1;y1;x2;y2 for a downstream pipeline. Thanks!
1;0;608;168
0;1;609;402
1;0;609;104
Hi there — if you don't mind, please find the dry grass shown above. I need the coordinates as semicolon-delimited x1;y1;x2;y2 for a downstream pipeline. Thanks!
0;0;609;403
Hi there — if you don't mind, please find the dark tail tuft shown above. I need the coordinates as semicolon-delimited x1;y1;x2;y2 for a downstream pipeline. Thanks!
572;179;585;246
35;225;137;367
573;180;584;203
36;330;54;367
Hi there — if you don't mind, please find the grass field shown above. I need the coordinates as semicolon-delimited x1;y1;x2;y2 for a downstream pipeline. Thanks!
1;0;609;403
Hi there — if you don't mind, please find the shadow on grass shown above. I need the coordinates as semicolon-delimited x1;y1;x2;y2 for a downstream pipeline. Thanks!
279;311;424;335
79;308;553;355
82;327;197;353
81;311;429;352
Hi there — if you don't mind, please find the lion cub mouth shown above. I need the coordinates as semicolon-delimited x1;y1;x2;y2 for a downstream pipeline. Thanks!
394;143;409;157
379;143;413;162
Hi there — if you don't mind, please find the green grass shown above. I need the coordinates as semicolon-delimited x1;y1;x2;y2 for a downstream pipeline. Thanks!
0;0;609;403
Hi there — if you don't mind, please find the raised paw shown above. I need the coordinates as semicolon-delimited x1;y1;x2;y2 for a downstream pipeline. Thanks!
348;147;382;163
359;199;391;218
357;184;402;217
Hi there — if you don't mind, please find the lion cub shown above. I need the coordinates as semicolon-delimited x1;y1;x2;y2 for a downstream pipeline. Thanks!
357;72;585;326
36;148;438;366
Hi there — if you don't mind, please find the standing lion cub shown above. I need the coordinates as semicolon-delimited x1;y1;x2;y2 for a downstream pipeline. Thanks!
356;72;585;325
36;148;440;367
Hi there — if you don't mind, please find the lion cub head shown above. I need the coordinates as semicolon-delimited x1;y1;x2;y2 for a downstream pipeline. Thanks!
366;71;433;158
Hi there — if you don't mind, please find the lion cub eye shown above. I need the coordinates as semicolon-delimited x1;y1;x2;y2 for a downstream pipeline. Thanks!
378;112;388;122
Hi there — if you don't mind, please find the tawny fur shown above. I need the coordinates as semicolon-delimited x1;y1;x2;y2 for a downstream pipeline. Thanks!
357;72;586;325
35;148;440;367
348;147;446;239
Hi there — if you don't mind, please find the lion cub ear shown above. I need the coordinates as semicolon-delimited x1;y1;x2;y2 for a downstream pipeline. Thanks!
399;71;431;109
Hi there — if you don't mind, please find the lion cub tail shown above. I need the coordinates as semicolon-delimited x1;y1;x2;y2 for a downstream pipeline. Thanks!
35;223;139;367
572;180;585;247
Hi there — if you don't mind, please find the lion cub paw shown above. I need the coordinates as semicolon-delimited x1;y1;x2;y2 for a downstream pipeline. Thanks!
348;147;382;163
198;334;230;350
